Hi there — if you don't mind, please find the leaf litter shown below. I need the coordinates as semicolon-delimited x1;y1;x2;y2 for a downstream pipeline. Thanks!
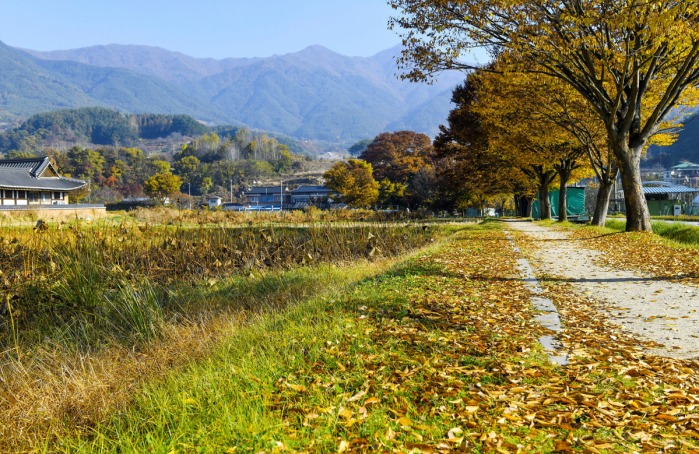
217;223;699;453
64;223;699;453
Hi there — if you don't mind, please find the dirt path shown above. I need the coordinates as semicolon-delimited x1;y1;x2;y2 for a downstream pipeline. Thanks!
506;220;699;359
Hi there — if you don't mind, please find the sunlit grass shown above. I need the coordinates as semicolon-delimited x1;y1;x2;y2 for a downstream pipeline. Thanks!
0;211;441;450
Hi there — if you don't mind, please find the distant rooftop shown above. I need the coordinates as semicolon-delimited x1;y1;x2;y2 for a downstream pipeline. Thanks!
245;186;285;194
290;185;329;193
672;161;699;169
640;181;699;194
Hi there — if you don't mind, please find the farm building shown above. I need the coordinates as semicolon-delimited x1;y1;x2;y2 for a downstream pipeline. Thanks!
636;181;699;216
0;157;87;207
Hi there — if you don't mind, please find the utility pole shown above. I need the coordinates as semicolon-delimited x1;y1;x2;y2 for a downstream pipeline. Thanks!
280;180;283;211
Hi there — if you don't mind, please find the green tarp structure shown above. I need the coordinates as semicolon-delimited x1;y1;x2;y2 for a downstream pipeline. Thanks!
532;187;586;219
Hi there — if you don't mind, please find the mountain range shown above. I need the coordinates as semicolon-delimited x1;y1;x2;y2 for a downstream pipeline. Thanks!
2;40;465;142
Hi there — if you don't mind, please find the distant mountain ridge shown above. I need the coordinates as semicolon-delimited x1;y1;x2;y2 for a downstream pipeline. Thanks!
19;44;263;85
0;39;232;124
7;40;466;142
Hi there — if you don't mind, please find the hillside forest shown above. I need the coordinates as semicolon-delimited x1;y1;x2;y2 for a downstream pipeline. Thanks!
0;108;319;204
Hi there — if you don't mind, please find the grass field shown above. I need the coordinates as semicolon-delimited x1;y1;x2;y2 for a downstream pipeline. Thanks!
51;220;699;453
5;214;699;452
0;211;439;451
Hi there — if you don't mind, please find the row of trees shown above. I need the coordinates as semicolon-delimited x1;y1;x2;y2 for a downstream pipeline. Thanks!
389;0;699;232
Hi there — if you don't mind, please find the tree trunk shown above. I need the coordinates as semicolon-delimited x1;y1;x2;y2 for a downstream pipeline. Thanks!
558;168;572;223
616;151;652;232
591;179;614;226
514;196;521;217
539;184;552;220
527;197;534;218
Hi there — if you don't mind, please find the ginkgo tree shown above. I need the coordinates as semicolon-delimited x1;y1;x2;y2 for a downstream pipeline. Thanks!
470;63;593;221
390;0;699;231
434;73;542;217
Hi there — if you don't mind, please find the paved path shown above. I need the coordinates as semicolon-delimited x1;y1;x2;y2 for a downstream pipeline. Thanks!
504;229;568;365
506;220;699;359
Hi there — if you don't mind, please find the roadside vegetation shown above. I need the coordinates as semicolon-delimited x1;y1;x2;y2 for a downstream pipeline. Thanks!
604;220;699;250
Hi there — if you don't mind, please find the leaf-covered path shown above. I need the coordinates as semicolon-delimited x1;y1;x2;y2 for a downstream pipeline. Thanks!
507;220;699;358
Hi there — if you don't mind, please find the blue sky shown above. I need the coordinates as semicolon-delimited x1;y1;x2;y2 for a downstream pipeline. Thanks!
1;0;406;58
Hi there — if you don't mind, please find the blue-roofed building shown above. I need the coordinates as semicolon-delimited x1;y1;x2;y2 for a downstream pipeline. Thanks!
243;186;288;210
242;185;334;210
288;185;331;209
631;182;699;216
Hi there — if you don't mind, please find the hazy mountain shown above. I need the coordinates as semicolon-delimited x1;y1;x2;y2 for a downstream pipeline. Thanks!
13;41;467;141
21;44;262;85
386;88;455;137
0;40;98;120
33;59;232;122
186;45;464;140
0;39;232;124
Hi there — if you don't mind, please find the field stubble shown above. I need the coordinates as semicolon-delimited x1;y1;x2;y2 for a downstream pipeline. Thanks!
0;213;436;451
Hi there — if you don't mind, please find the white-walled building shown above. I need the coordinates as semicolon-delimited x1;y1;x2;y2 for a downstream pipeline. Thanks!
0;157;86;206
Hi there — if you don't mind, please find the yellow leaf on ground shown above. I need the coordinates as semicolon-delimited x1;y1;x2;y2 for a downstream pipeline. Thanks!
285;382;306;392
397;416;412;427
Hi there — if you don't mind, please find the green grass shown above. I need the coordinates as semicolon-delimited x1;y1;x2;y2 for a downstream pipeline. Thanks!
47;221;699;453
652;215;699;222
604;219;699;248
58;234;460;453
538;217;699;250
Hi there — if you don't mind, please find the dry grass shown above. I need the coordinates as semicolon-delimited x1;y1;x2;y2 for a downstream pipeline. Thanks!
129;206;432;225
0;213;436;451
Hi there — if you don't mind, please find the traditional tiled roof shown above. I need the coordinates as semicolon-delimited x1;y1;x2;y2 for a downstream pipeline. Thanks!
0;157;87;191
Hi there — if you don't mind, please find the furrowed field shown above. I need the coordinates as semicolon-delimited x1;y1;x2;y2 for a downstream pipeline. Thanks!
0;208;439;451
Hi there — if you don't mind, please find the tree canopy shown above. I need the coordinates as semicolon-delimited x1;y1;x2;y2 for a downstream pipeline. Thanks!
359;131;433;184
324;159;380;208
144;173;182;201
390;0;699;231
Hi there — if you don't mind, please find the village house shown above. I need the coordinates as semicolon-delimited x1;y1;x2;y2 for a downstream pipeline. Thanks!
242;185;334;210
207;196;222;208
0;157;87;207
287;185;332;209
243;186;287;209
662;161;699;187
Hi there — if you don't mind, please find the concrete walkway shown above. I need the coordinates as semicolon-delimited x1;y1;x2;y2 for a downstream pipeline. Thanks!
507;221;699;359
504;229;568;365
